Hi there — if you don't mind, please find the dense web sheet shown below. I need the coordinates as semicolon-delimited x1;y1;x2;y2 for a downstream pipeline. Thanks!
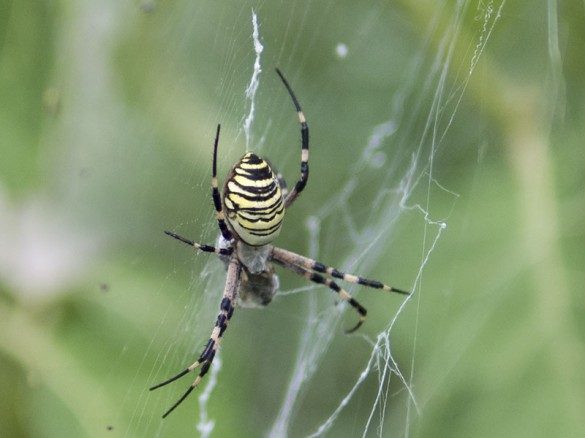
132;1;507;437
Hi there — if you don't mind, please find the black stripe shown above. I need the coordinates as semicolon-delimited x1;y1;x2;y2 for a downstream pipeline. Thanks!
312;262;327;273
244;197;284;209
198;339;215;362
199;350;215;376
238;215;282;226
220;297;232;313
227;185;279;202
230;181;279;197
238;162;271;172
309;272;325;284
237;209;283;223
217;314;228;337
329;281;341;292
229;207;284;223
231;173;275;186
243;154;264;164
227;188;282;203
330;268;344;279
357;277;383;289
215;313;227;329
239;218;283;233
243;220;284;235
301;122;309;151
235;207;284;221
238;203;284;219
234;168;273;181
348;298;367;316
295;161;309;193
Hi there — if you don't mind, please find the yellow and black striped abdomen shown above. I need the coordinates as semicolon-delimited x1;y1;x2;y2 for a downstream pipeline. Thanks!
223;153;285;246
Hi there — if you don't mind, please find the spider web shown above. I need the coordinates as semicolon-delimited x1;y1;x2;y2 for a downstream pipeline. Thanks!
125;2;507;437
4;0;583;437
6;1;504;436
5;0;584;436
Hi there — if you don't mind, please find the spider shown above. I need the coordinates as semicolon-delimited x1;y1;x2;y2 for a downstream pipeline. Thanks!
150;68;409;418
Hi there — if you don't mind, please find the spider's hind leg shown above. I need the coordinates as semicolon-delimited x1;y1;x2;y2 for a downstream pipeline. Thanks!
271;247;410;333
150;255;241;418
272;247;409;295
271;253;367;333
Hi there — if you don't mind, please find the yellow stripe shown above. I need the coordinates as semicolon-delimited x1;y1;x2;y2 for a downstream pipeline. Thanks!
240;162;268;170
231;175;274;188
227;192;281;210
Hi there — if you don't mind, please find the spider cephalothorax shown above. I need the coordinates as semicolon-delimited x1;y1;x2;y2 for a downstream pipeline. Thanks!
150;68;409;418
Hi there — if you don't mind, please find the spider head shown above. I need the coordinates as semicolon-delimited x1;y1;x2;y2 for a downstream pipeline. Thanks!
222;153;285;246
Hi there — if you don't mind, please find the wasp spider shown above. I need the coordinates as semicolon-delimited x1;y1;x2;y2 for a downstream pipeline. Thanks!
150;68;409;418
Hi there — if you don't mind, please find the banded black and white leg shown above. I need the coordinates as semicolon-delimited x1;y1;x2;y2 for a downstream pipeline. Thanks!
271;256;367;333
211;124;233;242
162;124;236;257
273;248;409;295
275;68;309;209
150;255;241;418
272;247;409;332
164;230;233;256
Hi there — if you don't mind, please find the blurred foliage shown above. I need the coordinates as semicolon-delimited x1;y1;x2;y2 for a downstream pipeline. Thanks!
1;0;584;437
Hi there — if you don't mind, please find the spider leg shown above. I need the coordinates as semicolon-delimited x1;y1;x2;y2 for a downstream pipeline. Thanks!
164;230;233;256
271;254;367;333
275;68;309;209
211;124;234;241
150;255;241;418
272;247;409;295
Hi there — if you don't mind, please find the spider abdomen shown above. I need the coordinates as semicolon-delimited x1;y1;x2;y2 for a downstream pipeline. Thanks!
223;153;285;246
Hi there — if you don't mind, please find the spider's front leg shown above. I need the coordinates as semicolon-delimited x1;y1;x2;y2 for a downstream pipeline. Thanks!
150;254;241;418
164;230;233;256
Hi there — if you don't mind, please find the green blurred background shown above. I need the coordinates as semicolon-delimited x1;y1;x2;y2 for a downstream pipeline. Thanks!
1;0;584;437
